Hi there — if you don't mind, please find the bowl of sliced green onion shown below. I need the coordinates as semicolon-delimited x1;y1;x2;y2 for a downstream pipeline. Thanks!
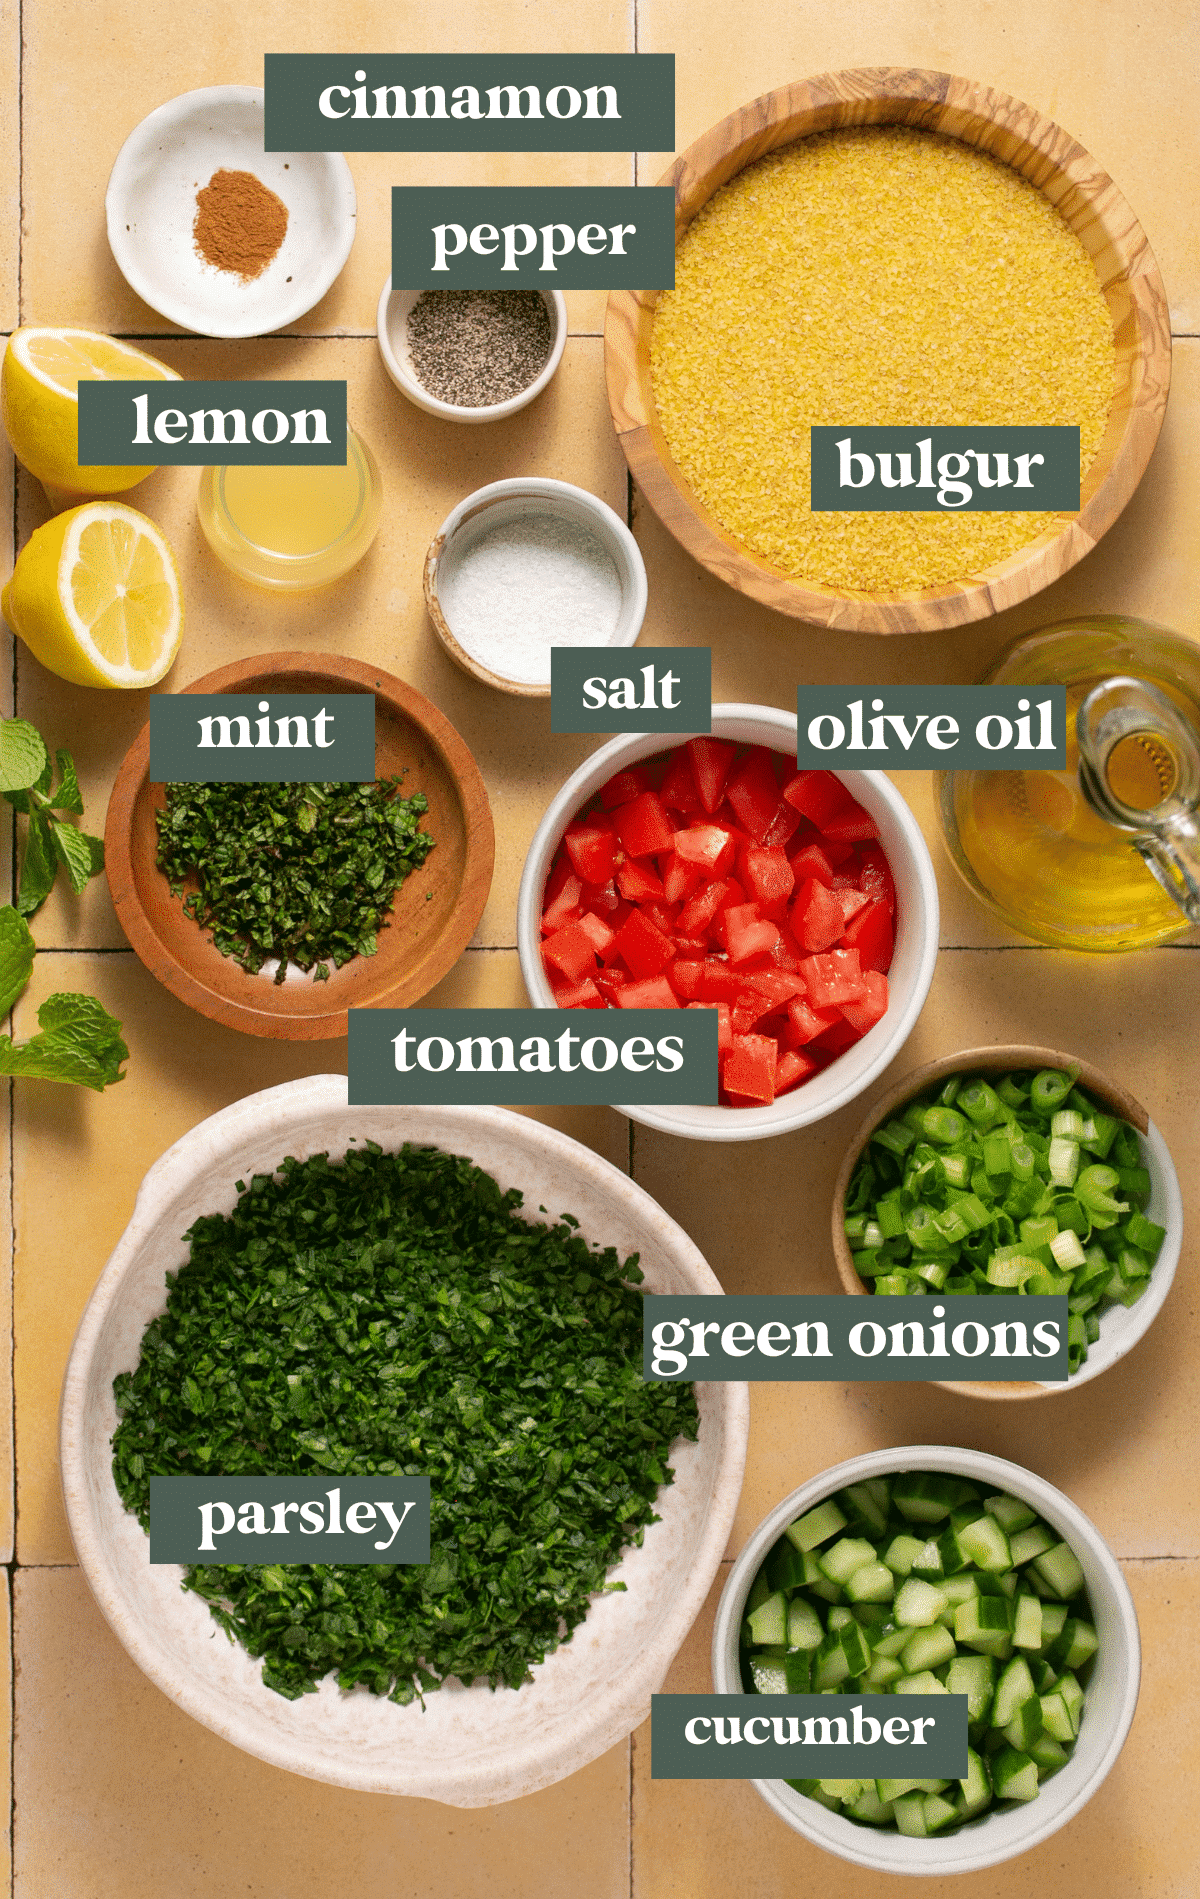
712;1446;1140;1874
831;1046;1182;1398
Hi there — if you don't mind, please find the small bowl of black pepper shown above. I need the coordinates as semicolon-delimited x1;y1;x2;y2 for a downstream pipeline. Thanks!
376;279;568;423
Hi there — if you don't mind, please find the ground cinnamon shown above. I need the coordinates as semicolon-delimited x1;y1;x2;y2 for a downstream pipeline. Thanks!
193;169;289;281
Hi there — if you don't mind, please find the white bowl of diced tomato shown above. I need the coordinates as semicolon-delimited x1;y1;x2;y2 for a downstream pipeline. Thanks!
517;705;939;1139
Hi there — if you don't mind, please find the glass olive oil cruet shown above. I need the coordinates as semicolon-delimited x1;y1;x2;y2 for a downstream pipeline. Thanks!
939;617;1200;951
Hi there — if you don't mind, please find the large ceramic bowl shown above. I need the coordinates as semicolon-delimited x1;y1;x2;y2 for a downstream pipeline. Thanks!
830;1045;1183;1399
104;651;494;1040
60;1078;749;1804
605;68;1170;633
516;705;940;1139
712;1445;1140;1875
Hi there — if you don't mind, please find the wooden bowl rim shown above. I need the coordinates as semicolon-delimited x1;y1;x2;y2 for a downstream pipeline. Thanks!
422;528;549;699
104;650;495;1040
828;1043;1150;1399
605;66;1172;632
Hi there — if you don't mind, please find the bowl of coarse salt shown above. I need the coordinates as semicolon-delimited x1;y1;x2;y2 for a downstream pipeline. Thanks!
423;477;648;698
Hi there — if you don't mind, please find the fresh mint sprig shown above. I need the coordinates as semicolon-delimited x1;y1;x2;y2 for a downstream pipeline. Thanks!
0;716;104;916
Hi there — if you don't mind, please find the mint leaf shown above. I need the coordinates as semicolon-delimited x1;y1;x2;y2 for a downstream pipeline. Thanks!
0;719;49;795
0;990;128;1090
0;907;35;1017
51;818;96;895
17;814;58;918
48;749;84;815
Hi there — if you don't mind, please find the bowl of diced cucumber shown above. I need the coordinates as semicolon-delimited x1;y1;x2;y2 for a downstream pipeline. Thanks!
712;1447;1140;1874
831;1046;1182;1397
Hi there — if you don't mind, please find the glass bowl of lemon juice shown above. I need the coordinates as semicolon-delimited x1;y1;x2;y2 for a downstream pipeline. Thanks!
197;425;382;590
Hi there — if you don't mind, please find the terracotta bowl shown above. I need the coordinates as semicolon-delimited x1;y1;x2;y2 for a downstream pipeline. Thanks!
830;1045;1182;1398
59;1078;750;1803
605;67;1171;633
104;652;494;1039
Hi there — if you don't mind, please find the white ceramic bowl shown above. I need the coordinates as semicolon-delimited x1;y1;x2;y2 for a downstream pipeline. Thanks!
712;1445;1140;1876
831;1046;1184;1400
517;706;940;1137
377;277;568;421
60;1077;748;1805
106;87;356;337
424;476;648;697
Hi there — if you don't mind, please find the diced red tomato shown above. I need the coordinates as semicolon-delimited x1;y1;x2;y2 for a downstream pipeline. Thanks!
616;858;664;902
669;959;705;999
840;969;889;1033
608;909;675;981
614;791;675;858
798;948;866;1008
725;904;780;965
550;977;605;1009
543;920;603;982
688;998;733;1052
686;736;737;814
842;898;894;973
660;852;702;904
856;843;897;914
562;816;618;886
616;975;678;1009
742;847;794;919
576;911;616;957
599;766;653;810
726;747;785;841
540;738;900;1108
789;841;835;887
659;751;703;813
823;795;878;843
781;769;849;828
541;869;583;934
775;1048;819;1095
722;1032;777;1103
792;877;846;953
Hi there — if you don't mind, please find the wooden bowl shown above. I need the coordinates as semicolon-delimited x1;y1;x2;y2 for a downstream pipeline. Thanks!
830;1045;1181;1398
605;68;1171;633
105;652;494;1040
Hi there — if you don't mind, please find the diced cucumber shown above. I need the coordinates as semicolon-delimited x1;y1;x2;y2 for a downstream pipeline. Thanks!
766;1538;809;1593
812;1640;851;1690
946;1652;996;1725
802;1549;842;1603
819;1536;879;1584
893;1473;979;1524
955;1593;1014;1656
786;1596;824;1651
939;1574;981;1609
1057;1672;1085;1735
818;1778;864;1802
876;1777;949;1803
894;1578;948;1627
1038;1601;1069;1645
1047;1618;1098;1671
786;1499;849;1552
957;1515;1013;1573
883;1534;925;1578
1002;1698;1044;1751
749;1648;812;1694
993;1656;1038;1728
923;1793;959;1832
746;1590;788;1646
844;1562;896;1604
1028;1732;1069;1775
955;1747;993;1819
900;1624;958;1674
864;1654;904;1688
892;1793;929;1837
1012;1594;1043;1651
745;1569;772;1617
1039;1691;1075;1743
1009;1521;1056;1566
870;1627;912;1659
990;1748;1040;1802
912;1539;946;1583
1032;1542;1086;1601
895;1671;951;1695
839;1482;890;1537
847;1785;896;1825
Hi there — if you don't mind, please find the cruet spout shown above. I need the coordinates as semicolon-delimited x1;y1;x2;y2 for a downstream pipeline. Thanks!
1076;677;1200;925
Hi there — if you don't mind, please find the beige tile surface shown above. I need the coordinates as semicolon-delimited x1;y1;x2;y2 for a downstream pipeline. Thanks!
630;1556;1200;1898
5;3;1199;1896
13;1567;630;1899
637;0;1200;332
19;1;632;338
12;946;626;1566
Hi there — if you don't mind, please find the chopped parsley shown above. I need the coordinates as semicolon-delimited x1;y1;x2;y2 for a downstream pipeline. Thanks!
155;778;435;983
111;1142;699;1703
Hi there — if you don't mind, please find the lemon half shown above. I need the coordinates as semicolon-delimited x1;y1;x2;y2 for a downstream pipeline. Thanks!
2;502;183;688
2;327;181;495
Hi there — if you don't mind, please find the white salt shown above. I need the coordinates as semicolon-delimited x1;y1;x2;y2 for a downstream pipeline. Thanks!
439;510;623;685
